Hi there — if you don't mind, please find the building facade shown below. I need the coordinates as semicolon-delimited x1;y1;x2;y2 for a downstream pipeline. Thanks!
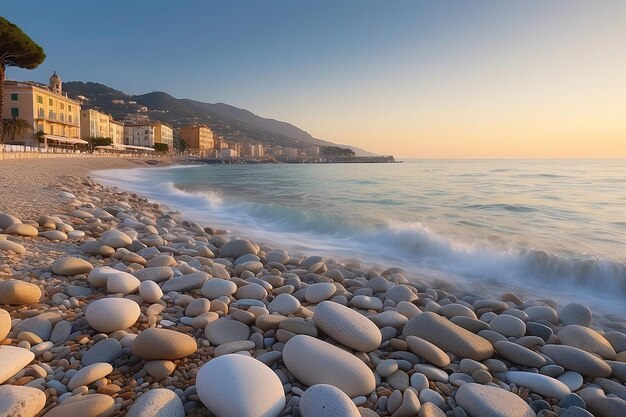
179;125;214;155
123;121;172;150
109;120;124;146
80;108;111;141
2;72;82;147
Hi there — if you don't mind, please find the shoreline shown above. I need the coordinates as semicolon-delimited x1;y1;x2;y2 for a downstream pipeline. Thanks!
0;156;625;416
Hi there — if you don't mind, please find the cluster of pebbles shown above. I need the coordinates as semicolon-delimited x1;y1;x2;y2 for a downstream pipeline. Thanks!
0;174;625;417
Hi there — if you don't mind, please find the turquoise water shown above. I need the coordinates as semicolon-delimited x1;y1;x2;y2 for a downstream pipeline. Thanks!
96;160;626;313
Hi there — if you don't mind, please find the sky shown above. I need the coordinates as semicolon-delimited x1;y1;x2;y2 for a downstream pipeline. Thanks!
4;1;626;158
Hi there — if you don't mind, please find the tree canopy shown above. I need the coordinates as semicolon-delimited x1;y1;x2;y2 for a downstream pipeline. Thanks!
1;17;46;143
0;17;46;70
320;146;356;157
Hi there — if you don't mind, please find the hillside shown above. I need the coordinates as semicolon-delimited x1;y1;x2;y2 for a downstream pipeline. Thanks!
62;82;375;155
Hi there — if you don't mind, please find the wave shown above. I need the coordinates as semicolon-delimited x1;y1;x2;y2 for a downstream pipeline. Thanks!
95;166;626;311
464;203;539;213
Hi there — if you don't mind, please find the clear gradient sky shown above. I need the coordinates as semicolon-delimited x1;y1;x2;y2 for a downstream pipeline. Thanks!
4;1;626;158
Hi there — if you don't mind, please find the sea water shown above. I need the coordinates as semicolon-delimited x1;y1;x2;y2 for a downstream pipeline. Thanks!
96;160;626;314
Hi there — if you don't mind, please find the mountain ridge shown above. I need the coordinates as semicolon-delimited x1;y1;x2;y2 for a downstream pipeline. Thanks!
62;81;375;155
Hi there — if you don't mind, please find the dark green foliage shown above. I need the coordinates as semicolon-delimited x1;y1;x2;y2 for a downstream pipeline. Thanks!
2;117;32;142
154;143;169;152
90;137;112;148
0;17;46;142
320;146;355;157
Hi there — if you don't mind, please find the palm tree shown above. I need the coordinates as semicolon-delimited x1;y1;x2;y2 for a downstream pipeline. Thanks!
2;117;33;144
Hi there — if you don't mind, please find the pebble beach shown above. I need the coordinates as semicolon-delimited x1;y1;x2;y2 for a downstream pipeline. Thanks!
0;156;625;417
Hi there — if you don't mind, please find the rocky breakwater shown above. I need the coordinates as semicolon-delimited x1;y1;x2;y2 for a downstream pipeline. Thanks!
0;174;625;417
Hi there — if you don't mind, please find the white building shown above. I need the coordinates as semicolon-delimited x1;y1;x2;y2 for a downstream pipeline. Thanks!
220;148;238;159
123;121;173;150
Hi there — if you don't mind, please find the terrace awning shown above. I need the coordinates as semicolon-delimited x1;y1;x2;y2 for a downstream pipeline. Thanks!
45;135;88;145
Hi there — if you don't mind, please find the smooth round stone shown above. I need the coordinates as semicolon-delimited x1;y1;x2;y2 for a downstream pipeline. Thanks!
106;272;140;295
526;321;553;342
313;301;382;352
0;385;46;417
236;283;268;300
283;335;375;397
85;297;140;333
214;340;256;356
489;314;526;338
100;229;132;249
68;362;113;390
351;295;384;310
504;371;571;399
0;240;26;254
201;279;237;299
305;283;337;303
542;344;612;377
125;388;185;417
558;325;616;359
377;359;399;377
385;285;418;303
132;328;197;360
0;213;21;229
410;372;429;391
418;403;447;417
87;266;117;287
413;364;449;382
268;293;301;314
133;266;174;283
456;383;535;417
300;384;360;417
559;393;587;409
579;387;626;417
186;298;211;317
559;303;592;327
604;331;626;352
0;280;41;305
0;346;35;384
161;272;210;293
139;280;163;303
196;354;285;417
219;239;258;258
405;335;450;367
439;303;477;319
51;256;93;276
387;370;410;391
40;230;68;241
0;309;11;341
4;223;38;237
82;338;122;365
494;340;547;368
419;389;445;408
524;306;559;324
560;406;594;417
41;394;115;417
14;316;52;340
557;371;584;391
144;360;176;380
403;312;493;361
205;318;250;345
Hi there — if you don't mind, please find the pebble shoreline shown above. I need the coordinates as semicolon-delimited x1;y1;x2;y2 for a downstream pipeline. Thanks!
0;159;625;417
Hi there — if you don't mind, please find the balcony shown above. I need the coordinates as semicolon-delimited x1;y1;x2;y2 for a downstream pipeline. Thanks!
34;114;79;127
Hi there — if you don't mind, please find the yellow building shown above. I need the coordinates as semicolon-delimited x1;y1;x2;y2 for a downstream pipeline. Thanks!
109;120;124;146
2;72;85;147
179;125;215;155
80;108;111;140
153;121;173;150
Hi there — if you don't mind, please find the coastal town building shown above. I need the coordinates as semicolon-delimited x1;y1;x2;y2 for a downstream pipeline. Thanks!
179;124;214;155
80;108;111;141
214;136;229;150
109;120;124;146
307;146;320;156
283;147;298;158
243;143;265;158
220;148;238;159
123;121;172;151
2;72;84;147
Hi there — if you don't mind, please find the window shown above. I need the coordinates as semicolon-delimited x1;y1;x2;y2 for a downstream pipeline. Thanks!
49;98;53;106
11;108;19;118
60;103;65;110
68;105;72;111
38;108;44;118
145;130;149;134
68;115;72;123
10;93;18;101
37;95;43;104
60;114;65;122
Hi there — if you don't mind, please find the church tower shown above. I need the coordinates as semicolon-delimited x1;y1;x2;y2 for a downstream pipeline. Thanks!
49;71;62;95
